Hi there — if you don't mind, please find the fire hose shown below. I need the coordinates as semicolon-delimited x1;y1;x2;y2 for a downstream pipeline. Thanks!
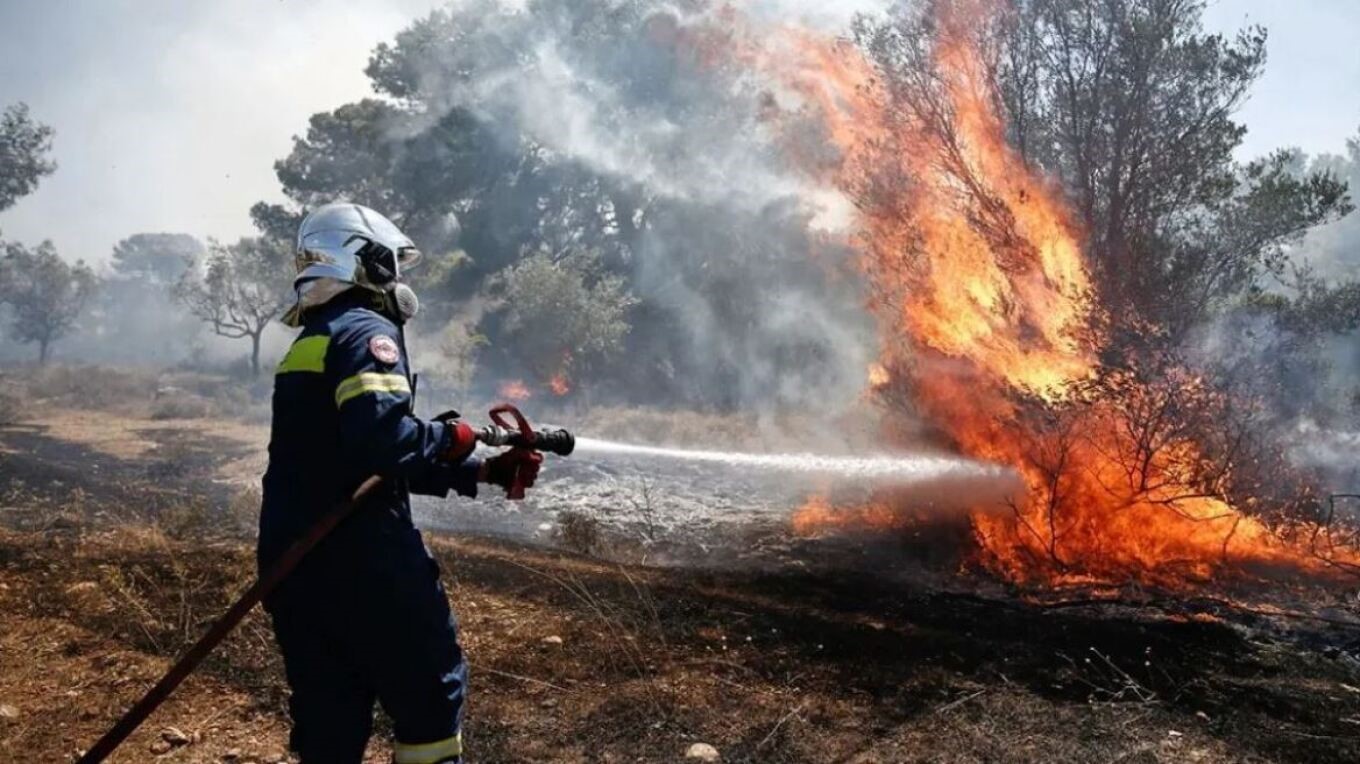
75;404;574;764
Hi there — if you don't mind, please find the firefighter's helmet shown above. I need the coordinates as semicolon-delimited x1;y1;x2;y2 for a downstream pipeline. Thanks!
284;203;422;325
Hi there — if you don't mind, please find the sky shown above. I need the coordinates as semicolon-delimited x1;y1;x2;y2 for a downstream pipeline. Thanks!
1201;0;1360;160
0;0;1356;266
0;0;441;262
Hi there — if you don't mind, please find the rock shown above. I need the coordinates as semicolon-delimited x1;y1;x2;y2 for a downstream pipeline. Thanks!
223;748;241;760
542;635;564;645
150;739;174;755
0;703;18;720
685;742;720;761
161;726;191;747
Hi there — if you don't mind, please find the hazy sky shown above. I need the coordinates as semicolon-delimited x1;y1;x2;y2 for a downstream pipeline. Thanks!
0;0;1356;265
0;0;441;262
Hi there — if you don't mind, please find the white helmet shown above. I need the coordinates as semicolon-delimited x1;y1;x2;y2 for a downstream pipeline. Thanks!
285;203;423;324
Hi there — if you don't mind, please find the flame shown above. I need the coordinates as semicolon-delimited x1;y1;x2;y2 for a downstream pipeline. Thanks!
792;495;908;536
549;373;571;396
498;380;532;401
749;0;1360;586
866;363;890;389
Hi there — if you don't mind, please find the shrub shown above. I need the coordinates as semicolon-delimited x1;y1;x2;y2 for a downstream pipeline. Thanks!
0;389;21;425
554;509;601;555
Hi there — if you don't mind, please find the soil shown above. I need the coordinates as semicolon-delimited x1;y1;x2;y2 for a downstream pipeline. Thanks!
2;407;1359;762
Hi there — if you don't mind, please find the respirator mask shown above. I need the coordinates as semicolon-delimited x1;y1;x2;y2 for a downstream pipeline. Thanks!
354;237;421;323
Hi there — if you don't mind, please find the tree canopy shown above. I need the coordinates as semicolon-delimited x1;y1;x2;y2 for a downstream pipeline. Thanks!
110;233;203;285
0;240;97;363
173;237;293;375
257;0;1352;410
0;103;56;212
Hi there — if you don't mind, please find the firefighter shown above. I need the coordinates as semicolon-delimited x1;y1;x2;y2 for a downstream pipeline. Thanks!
259;203;530;763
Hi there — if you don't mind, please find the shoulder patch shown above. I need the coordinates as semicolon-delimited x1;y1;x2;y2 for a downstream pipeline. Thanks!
368;334;401;365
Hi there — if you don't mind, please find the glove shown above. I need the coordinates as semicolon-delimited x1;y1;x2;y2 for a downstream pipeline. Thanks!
434;410;479;462
482;448;543;499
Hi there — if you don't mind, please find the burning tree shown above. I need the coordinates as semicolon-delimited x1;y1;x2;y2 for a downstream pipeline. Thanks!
769;0;1358;586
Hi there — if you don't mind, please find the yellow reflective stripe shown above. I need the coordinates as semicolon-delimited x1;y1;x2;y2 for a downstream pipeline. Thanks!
334;372;411;407
276;335;329;374
394;733;463;763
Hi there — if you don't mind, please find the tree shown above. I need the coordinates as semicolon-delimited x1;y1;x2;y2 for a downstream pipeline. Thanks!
110;233;202;284
495;249;636;394
1299;128;1360;281
174;236;292;375
0;103;56;212
991;0;1351;333
856;0;1350;336
0;240;97;363
273;99;410;215
269;0;874;409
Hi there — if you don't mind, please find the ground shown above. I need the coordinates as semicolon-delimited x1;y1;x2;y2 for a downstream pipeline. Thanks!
1;400;1359;762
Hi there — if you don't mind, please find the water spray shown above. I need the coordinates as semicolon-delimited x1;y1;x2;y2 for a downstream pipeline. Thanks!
572;437;1011;484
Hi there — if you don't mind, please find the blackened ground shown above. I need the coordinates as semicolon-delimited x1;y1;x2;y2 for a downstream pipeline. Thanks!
1;411;1359;762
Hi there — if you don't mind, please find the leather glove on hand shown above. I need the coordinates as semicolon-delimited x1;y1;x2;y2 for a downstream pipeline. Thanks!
481;448;543;497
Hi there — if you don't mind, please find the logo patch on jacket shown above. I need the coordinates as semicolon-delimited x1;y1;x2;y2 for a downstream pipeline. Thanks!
369;335;400;365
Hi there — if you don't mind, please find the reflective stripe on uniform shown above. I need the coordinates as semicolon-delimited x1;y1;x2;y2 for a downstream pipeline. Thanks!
277;335;329;374
334;372;411;407
393;732;463;763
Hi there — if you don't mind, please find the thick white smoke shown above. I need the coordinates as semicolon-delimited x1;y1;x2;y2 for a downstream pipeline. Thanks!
392;0;881;411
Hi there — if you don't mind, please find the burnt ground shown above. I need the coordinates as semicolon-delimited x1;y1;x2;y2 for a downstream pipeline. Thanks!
2;410;1360;762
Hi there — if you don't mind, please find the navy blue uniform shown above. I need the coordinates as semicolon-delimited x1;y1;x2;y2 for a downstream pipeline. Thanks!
260;293;478;763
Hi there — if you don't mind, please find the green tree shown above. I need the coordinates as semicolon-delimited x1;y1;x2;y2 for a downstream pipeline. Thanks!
0;240;97;363
495;249;636;394
266;0;892;408
0;103;56;211
174;237;292;376
110;232;203;285
274;99;409;214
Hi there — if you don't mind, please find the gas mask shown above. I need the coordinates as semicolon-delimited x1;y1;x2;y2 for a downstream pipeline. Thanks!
352;236;420;324
389;282;420;323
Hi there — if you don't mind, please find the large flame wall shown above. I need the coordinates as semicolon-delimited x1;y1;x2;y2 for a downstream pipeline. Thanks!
755;1;1356;586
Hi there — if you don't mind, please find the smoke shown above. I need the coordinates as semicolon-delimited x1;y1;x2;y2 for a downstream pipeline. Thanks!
1186;280;1360;495
1183;139;1360;493
387;0;879;411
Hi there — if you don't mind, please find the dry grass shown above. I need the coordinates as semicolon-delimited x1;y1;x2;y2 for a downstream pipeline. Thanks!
0;394;1357;762
11;363;268;423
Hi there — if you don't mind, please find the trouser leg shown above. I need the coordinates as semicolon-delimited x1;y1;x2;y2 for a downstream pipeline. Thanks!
271;599;377;763
360;554;467;763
